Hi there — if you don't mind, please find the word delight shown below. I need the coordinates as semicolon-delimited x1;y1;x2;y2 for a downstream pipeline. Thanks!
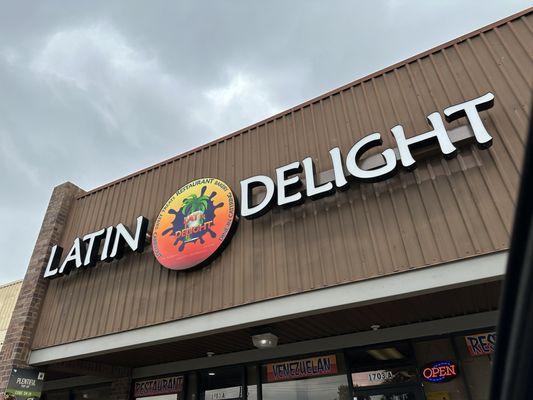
240;92;495;219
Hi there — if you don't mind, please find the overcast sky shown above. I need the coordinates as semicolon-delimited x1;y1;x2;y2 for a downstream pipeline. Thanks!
0;1;530;284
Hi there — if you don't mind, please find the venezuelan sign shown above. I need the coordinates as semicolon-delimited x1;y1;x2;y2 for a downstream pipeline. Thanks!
465;332;496;356
152;178;237;270
421;361;458;383
134;375;184;398
266;355;338;382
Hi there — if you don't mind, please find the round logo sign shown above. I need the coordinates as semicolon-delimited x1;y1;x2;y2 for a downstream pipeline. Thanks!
152;178;237;270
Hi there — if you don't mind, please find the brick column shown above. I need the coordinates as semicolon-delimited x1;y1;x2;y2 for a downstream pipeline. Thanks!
0;182;83;397
109;377;132;400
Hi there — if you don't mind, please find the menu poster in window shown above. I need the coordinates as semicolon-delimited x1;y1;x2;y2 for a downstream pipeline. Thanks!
5;367;45;400
265;355;338;382
465;332;496;356
134;375;184;399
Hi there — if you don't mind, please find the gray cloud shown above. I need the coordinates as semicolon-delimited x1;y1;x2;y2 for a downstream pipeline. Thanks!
0;0;529;283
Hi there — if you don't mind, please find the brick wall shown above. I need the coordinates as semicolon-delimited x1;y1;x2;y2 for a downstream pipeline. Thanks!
0;182;83;397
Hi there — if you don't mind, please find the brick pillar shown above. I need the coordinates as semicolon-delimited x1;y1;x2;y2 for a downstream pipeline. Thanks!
110;377;132;400
0;182;83;397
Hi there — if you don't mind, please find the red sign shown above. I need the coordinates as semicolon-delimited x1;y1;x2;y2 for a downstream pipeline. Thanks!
134;375;184;398
266;355;337;382
465;332;496;356
422;361;458;383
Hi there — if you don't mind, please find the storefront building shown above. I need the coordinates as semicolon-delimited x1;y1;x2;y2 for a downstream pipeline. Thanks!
0;281;22;352
0;8;531;400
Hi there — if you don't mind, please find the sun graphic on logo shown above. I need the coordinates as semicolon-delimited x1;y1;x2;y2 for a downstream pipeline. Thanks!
152;178;237;270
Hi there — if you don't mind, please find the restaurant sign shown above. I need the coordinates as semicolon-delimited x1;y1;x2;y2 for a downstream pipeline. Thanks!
42;93;494;278
465;331;496;356
266;354;338;382
152;178;237;271
5;367;45;400
134;375;184;398
422;361;458;383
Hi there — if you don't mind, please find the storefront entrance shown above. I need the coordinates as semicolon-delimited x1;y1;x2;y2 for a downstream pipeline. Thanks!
41;327;495;400
199;366;245;400
347;344;425;400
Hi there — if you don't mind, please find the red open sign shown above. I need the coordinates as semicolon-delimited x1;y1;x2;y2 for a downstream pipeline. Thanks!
421;361;458;383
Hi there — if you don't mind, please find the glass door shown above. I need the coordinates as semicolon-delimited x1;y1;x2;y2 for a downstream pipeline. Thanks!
346;343;425;400
352;385;424;400
199;366;245;400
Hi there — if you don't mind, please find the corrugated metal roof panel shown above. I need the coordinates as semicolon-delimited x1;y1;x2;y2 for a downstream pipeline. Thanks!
33;9;532;349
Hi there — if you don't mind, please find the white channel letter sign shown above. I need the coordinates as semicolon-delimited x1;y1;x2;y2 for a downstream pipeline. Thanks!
43;216;149;279
42;92;495;278
240;92;495;219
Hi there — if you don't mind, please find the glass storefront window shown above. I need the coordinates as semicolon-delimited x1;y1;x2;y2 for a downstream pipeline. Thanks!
262;374;349;400
352;390;418;400
186;372;198;400
347;343;424;400
246;365;259;400
414;337;470;400
453;331;495;400
261;353;349;400
199;366;245;400
351;366;418;388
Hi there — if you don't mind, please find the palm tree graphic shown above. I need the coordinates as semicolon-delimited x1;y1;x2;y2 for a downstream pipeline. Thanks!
182;193;210;215
181;193;210;241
